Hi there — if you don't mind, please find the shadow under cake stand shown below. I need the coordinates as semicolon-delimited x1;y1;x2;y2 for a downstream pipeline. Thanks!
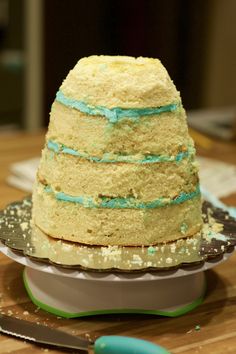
0;198;236;318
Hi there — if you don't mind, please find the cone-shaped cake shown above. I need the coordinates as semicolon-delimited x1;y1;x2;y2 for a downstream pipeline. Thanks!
32;55;202;246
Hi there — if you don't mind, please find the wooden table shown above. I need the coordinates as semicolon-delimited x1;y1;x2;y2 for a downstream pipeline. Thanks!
1;131;236;354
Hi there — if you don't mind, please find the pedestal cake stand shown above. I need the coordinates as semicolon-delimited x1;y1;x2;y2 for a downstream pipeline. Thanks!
0;198;236;318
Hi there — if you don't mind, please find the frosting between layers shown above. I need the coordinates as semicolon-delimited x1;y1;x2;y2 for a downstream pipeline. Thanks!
47;140;192;164
43;183;200;209
56;91;180;123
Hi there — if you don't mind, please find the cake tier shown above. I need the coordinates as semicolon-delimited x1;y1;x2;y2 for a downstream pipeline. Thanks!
47;102;191;157
38;147;198;201
60;56;180;108
32;182;203;246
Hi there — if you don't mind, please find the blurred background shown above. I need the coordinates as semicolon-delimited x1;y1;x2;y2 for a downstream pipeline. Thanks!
0;0;235;136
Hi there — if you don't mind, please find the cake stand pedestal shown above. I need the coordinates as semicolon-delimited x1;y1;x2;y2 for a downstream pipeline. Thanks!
23;266;205;318
2;243;233;318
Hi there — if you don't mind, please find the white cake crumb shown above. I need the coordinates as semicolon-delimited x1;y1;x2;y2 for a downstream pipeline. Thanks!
132;254;143;265
61;244;73;252
82;259;89;266
20;222;28;231
16;209;23;217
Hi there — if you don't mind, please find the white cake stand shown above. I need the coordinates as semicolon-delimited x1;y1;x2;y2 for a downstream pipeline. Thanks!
0;241;233;318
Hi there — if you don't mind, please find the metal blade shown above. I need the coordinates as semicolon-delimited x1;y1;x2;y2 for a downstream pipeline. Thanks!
0;314;90;352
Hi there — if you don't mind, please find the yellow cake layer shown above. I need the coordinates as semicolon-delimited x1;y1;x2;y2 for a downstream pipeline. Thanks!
47;102;192;157
60;56;180;108
38;148;199;201
32;182;203;246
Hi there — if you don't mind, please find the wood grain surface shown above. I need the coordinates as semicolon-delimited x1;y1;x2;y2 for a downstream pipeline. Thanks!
0;131;236;354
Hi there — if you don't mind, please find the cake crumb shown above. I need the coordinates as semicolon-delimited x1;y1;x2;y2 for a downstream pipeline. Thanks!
16;208;23;217
20;222;28;231
180;222;188;235
170;244;176;253
23;311;29;316
132;254;143;265
85;333;91;339
147;246;156;255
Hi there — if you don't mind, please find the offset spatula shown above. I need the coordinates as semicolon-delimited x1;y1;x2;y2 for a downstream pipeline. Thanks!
0;314;170;353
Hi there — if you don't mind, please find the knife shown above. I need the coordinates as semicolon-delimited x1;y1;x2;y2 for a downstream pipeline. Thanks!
0;314;170;353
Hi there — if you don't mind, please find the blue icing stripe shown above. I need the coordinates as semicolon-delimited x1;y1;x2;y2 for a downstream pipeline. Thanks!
44;185;53;193
56;192;94;208
56;91;180;123
61;147;80;157
44;184;200;209
47;140;60;153
47;140;191;164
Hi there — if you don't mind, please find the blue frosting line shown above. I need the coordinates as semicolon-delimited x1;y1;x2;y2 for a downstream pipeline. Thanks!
47;140;191;164
56;91;179;123
44;184;200;209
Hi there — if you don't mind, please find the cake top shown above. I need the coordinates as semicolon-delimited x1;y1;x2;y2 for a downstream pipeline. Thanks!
59;55;180;108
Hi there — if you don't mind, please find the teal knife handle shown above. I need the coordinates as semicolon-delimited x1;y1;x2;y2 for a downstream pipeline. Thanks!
94;335;170;354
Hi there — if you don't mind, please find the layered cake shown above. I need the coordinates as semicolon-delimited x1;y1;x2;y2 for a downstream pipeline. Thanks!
32;55;203;246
